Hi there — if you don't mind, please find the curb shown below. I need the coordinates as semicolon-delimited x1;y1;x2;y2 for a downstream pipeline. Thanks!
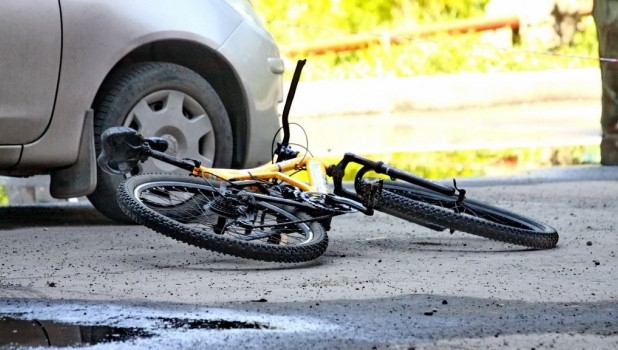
288;68;601;116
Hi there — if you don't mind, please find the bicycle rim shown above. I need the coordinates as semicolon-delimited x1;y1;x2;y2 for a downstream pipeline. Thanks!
117;174;329;262
377;180;559;249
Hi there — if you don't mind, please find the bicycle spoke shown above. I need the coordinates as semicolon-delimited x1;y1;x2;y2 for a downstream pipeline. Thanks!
136;183;314;246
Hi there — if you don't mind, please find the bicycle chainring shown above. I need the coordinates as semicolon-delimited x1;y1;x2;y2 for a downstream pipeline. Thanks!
207;195;245;218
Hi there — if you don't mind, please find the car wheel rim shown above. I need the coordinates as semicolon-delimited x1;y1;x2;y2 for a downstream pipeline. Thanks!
123;90;216;174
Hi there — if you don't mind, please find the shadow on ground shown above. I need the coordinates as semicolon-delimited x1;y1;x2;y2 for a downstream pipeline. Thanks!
0;204;117;228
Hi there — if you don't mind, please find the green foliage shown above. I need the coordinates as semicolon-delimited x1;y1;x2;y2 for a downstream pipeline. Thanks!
405;0;490;22
254;1;598;80
0;185;8;206
307;145;599;181
256;0;490;40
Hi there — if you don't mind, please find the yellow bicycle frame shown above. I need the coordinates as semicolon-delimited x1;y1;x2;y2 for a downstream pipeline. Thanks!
190;154;331;194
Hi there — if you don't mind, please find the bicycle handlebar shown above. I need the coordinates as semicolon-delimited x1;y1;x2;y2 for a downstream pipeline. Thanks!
327;153;458;207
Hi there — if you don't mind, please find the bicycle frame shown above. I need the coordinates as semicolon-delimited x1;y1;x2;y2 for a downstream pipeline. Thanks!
144;144;461;216
187;154;330;194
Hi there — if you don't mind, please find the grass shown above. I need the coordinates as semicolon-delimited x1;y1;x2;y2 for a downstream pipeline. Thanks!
0;186;8;206
289;144;600;183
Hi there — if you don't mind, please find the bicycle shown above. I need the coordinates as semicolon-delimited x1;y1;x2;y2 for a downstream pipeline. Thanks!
98;59;558;263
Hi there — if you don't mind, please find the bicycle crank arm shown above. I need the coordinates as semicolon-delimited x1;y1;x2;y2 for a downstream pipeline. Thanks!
232;229;281;241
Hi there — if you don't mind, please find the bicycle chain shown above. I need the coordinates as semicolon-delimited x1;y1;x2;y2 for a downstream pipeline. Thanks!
213;190;342;230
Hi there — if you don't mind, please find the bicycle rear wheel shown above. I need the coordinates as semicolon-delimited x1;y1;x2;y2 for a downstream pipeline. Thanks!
118;173;328;262
375;180;558;249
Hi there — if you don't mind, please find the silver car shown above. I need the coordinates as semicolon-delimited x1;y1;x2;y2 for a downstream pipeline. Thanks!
0;1;284;221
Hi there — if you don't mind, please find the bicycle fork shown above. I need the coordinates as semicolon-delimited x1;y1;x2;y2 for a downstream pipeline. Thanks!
327;152;462;209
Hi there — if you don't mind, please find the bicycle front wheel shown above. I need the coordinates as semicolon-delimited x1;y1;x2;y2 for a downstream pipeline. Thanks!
376;180;558;249
117;174;328;262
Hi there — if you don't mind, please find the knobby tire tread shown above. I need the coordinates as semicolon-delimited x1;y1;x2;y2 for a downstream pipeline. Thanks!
377;182;558;249
117;174;328;263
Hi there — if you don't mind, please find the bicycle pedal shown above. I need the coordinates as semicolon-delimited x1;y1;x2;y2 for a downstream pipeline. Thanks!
357;178;383;208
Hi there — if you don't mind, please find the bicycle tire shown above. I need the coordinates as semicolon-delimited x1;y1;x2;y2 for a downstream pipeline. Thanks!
117;173;328;262
375;180;558;249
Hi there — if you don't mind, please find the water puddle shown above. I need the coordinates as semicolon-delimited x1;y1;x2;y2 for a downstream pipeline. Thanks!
157;317;272;331
0;316;152;347
0;301;326;349
0;315;274;348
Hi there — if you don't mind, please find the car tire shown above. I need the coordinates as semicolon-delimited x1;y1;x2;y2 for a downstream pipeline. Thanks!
87;62;234;223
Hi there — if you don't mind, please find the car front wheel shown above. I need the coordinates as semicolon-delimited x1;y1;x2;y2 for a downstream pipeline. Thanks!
88;62;234;223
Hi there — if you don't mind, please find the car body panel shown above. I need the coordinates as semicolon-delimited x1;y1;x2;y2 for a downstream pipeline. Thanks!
0;1;61;145
219;21;284;168
1;0;283;176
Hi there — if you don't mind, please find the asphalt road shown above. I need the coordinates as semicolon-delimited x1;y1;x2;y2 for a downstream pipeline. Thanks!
0;165;617;349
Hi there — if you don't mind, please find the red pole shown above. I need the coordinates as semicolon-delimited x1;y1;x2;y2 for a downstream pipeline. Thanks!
281;5;592;57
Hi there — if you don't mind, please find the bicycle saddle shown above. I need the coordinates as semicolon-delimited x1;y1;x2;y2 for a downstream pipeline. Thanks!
97;126;168;175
